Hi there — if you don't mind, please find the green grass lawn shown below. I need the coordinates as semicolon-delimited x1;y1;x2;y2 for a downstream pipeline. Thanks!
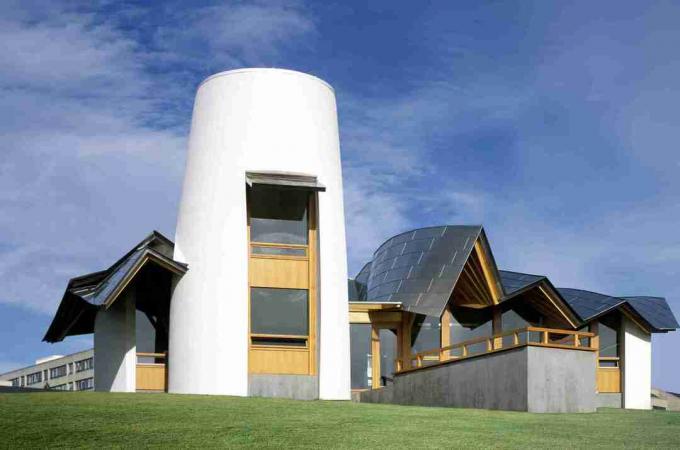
1;392;679;449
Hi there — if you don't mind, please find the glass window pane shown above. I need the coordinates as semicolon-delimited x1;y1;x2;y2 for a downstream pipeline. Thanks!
449;307;492;344
599;360;619;368
251;246;306;257
250;288;308;336
599;313;620;358
249;187;308;245
501;303;544;331
251;337;307;347
411;315;440;354
380;329;397;386
350;324;373;389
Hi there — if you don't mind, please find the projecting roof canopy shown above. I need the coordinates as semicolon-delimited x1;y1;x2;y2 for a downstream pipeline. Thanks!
43;231;187;343
351;225;504;317
348;226;678;333
246;171;326;191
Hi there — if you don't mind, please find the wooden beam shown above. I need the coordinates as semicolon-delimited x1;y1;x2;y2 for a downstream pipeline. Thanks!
440;307;452;360
474;240;502;304
492;307;502;349
371;325;380;389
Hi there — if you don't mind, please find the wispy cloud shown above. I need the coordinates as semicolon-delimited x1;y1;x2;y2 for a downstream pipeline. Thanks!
0;0;318;313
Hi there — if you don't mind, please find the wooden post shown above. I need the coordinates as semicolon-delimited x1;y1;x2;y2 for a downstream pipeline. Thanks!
492;307;502;349
401;313;414;370
371;325;380;389
440;307;452;361
590;322;599;354
513;332;519;346
542;330;549;344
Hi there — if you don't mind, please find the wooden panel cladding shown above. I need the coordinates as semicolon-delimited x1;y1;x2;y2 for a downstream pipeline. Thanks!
136;364;166;391
247;192;317;376
249;347;310;375
597;368;621;393
249;257;309;289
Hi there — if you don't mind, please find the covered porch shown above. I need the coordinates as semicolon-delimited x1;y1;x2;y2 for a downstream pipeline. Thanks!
43;231;186;393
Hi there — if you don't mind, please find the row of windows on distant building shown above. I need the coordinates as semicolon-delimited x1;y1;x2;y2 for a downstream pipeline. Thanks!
48;378;94;391
9;357;94;389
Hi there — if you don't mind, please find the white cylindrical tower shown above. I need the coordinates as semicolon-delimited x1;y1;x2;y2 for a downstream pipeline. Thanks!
169;68;350;399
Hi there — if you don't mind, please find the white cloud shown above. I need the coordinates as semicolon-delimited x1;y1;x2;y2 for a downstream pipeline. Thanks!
0;1;318;313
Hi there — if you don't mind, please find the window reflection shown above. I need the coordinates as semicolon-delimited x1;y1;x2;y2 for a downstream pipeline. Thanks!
449;307;492;345
249;187;308;245
411;315;440;354
599;313;620;358
350;324;373;389
379;329;397;386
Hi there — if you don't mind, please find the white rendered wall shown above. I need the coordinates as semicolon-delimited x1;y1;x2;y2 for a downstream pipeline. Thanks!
623;317;652;409
94;290;136;392
170;68;350;399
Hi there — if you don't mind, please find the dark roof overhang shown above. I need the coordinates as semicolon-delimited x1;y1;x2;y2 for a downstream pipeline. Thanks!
43;231;187;343
246;171;326;192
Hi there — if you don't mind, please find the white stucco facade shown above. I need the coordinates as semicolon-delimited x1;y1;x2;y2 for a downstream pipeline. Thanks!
623;317;652;409
169;68;350;399
94;290;136;393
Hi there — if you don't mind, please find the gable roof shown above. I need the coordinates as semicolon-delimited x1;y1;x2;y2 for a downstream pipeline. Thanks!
499;270;545;296
620;296;679;331
353;225;503;317
43;231;187;343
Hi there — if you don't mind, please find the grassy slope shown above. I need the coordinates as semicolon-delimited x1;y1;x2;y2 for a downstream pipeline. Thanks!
1;393;680;449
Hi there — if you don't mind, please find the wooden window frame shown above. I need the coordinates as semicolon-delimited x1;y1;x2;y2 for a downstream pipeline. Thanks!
247;188;317;375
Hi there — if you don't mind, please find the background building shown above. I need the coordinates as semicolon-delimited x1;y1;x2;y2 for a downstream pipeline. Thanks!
0;349;94;391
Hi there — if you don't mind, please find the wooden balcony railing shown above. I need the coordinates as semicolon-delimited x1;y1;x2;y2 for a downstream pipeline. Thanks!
396;327;596;373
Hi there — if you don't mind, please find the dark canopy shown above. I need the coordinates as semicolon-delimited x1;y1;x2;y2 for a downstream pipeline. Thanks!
43;231;187;343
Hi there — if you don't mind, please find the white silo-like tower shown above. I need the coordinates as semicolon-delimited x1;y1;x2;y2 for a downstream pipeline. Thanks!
169;68;351;399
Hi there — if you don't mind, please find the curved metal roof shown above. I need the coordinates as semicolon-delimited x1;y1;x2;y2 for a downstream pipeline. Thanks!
499;270;545;295
353;225;502;316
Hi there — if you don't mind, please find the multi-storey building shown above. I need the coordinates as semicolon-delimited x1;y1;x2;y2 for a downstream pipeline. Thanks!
0;349;94;391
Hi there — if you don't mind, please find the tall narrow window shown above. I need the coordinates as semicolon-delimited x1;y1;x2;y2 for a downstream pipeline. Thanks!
599;313;620;366
248;183;315;359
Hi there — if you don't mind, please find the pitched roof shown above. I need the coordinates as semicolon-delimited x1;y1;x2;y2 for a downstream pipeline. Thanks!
43;231;187;343
498;270;545;295
352;225;502;317
621;296;680;331
556;288;625;322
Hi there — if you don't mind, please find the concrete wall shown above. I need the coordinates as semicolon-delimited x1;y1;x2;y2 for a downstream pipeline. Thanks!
623;318;652;409
94;289;136;392
360;346;596;413
248;375;319;400
170;69;350;399
597;393;622;408
526;346;596;413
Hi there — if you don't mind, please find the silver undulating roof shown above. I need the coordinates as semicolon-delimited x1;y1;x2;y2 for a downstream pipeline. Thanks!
349;227;678;333
499;270;545;295
354;225;501;317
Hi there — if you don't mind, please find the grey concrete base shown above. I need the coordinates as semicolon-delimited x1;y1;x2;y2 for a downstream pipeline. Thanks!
597;393;622;408
359;346;596;413
248;374;318;400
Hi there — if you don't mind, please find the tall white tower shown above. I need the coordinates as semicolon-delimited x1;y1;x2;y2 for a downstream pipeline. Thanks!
169;68;350;399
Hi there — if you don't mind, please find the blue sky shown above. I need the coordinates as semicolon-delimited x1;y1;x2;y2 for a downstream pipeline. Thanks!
1;1;679;391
